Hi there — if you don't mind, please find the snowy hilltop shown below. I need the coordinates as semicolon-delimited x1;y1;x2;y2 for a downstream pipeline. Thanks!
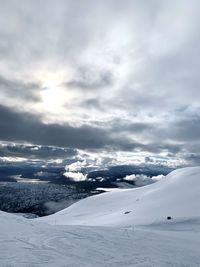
1;167;200;266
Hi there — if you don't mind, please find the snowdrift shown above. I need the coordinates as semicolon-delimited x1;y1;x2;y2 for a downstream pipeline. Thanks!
39;167;200;226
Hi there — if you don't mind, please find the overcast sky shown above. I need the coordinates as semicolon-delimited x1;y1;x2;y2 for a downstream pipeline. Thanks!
0;0;200;167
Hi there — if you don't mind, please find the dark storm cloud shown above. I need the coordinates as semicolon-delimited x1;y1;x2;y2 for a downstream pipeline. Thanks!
0;105;183;155
0;75;42;102
0;104;144;152
0;105;110;149
0;143;78;159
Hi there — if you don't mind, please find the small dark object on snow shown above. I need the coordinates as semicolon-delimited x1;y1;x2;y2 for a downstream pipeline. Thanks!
167;216;172;220
124;211;131;214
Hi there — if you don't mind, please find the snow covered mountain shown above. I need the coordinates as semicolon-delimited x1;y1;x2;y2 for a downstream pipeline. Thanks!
39;166;200;226
1;167;200;266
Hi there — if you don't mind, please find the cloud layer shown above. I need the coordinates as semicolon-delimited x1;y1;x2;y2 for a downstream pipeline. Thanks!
0;1;200;166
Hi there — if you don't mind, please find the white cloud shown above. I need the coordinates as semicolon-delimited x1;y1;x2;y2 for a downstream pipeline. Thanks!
124;174;165;187
66;161;86;172
63;171;87;182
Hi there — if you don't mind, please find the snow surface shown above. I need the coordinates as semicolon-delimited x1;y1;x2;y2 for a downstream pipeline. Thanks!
1;167;200;266
39;166;200;226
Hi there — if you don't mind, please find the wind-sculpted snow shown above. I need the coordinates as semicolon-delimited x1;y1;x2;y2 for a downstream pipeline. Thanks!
1;167;200;266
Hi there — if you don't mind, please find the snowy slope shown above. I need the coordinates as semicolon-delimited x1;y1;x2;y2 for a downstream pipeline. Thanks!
1;167;200;266
1;209;200;267
39;167;200;226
